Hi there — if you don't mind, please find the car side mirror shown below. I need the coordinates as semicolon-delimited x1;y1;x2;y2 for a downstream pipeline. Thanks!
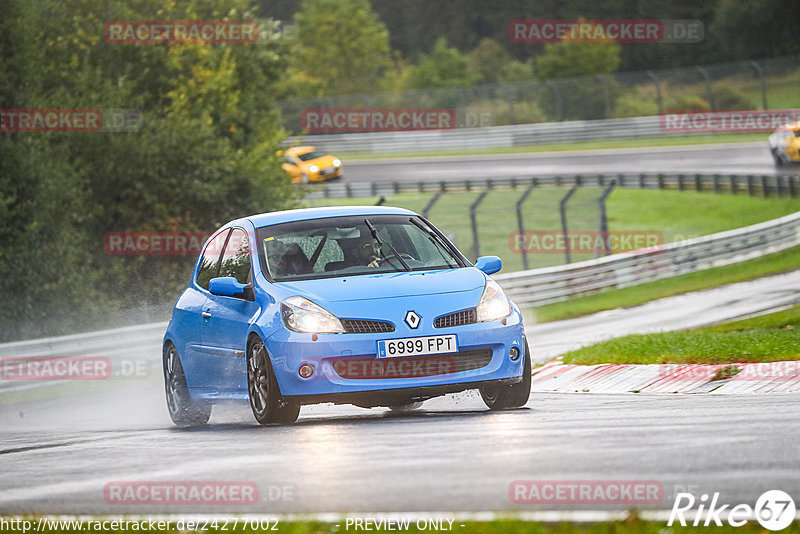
209;277;254;300
474;256;502;275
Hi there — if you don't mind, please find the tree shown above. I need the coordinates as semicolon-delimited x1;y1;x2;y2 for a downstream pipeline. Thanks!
405;37;481;89
284;0;391;96
0;0;296;340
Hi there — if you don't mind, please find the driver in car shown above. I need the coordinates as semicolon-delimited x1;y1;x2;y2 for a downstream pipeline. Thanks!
340;236;382;268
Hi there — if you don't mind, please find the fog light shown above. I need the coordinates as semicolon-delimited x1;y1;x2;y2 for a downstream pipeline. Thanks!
509;347;520;361
298;364;314;378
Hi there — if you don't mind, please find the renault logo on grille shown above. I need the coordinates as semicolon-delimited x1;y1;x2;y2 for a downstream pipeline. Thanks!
404;310;421;329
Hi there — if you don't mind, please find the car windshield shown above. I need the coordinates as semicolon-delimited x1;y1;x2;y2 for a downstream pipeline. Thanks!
296;150;327;161
257;214;462;281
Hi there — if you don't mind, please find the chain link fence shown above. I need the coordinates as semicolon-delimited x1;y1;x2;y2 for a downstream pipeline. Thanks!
276;55;800;132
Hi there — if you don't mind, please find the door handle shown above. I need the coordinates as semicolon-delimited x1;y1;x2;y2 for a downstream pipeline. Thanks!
201;311;212;318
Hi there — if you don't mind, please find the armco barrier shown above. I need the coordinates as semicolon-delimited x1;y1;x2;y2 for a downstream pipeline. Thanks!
494;210;800;307
285;116;675;154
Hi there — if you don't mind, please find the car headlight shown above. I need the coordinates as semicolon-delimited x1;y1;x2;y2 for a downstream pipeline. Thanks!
308;165;319;173
332;158;341;167
281;296;345;334
476;279;511;322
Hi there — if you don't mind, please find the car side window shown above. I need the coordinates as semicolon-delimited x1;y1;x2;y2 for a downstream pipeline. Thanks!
218;228;251;285
196;230;230;290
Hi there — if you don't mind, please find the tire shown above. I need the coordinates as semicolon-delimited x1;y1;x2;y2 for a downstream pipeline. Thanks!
163;342;211;427
387;401;423;412
247;337;300;425
772;149;786;167
300;173;309;184
480;341;532;410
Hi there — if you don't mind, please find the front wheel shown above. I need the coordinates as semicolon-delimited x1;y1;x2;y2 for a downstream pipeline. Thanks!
480;342;532;410
247;338;300;425
772;149;787;167
163;342;211;427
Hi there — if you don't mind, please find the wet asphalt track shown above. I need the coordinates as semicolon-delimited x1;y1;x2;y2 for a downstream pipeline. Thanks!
1;271;799;515
341;143;800;184
1;144;800;517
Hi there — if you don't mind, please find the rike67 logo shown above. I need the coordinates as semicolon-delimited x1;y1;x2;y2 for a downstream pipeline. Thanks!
669;490;796;531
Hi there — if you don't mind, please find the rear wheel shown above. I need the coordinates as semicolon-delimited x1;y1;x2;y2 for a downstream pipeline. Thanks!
163;342;211;427
247;338;300;425
480;342;532;410
387;401;423;412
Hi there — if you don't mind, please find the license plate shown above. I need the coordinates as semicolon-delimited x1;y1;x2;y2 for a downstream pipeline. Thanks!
377;335;458;358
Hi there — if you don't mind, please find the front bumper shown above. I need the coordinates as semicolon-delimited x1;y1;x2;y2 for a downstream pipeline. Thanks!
264;308;526;399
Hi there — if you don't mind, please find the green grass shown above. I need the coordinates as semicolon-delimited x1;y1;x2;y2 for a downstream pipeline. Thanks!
15;517;800;534
307;188;800;274
337;133;764;160
533;244;800;323
562;304;800;365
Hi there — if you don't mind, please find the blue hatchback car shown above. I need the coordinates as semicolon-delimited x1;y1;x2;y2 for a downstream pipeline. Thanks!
163;206;530;426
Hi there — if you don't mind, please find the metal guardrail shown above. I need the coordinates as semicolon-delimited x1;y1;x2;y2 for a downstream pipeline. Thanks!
309;173;800;198
495;210;800;307
0;322;167;358
286;116;679;154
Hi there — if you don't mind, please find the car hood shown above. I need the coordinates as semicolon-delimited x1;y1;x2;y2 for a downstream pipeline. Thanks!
274;267;486;303
303;155;337;168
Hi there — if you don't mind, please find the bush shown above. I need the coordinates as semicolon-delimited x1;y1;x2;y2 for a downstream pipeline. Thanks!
613;94;660;118
664;95;710;113
713;86;755;110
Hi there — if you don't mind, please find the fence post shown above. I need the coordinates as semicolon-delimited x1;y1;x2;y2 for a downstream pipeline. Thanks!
695;66;715;110
646;71;663;115
470;191;490;259
597;179;617;257
546;80;563;121
422;191;444;219
713;174;721;193
678;174;684;191
730;174;738;195
761;176;769;198
695;174;702;192
750;60;768;109
559;185;580;264
515;184;537;270
747;175;755;196
790;176;798;198
596;75;612;118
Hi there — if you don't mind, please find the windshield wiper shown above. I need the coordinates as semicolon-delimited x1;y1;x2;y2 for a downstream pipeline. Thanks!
409;217;458;267
364;218;411;271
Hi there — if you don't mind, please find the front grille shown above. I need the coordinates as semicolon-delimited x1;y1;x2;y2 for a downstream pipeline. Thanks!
434;308;477;328
332;348;492;379
342;319;395;334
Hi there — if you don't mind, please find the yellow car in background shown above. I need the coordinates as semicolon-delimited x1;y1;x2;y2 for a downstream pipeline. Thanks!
279;146;343;184
768;122;800;166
